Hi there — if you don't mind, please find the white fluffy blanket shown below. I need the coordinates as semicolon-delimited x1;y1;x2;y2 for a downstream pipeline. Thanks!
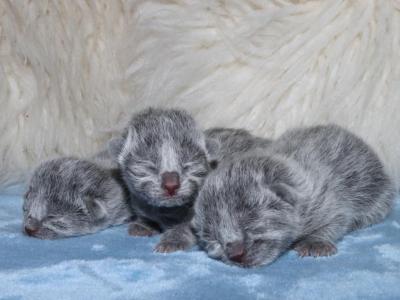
1;0;399;188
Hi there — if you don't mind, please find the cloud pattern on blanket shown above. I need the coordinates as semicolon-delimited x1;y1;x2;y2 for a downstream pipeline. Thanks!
0;187;399;300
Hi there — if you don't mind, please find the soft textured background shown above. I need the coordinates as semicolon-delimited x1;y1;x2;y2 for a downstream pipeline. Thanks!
0;186;399;300
0;0;400;188
1;2;399;299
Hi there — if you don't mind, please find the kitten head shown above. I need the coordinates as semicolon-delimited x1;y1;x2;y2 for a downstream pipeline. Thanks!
205;127;272;169
23;158;129;239
117;108;209;207
193;156;299;268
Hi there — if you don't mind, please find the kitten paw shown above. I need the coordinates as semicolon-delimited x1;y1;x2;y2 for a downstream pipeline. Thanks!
294;240;337;257
154;240;189;253
128;222;160;237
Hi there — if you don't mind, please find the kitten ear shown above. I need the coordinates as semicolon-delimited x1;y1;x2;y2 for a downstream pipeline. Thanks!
205;137;220;157
24;186;32;199
86;198;108;220
118;127;138;164
270;183;298;206
107;136;125;160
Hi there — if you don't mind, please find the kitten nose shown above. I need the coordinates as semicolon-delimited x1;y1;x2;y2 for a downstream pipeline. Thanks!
226;241;246;263
161;171;180;196
24;217;40;237
24;225;39;237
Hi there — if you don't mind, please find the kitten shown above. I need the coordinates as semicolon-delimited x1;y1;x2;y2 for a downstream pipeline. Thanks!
116;108;209;252
23;156;133;239
204;127;272;169
193;124;395;267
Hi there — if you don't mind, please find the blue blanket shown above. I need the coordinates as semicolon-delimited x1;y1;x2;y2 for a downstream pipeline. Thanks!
1;186;399;300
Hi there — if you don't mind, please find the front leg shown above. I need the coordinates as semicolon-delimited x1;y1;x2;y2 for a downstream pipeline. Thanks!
154;222;196;253
293;214;350;257
128;217;161;237
294;238;337;257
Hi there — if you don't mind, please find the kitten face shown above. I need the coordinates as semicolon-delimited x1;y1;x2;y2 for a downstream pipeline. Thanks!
23;158;128;239
193;157;298;267
118;108;209;207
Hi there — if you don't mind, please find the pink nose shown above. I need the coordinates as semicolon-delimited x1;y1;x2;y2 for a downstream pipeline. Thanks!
226;241;246;263
25;225;39;237
161;171;180;196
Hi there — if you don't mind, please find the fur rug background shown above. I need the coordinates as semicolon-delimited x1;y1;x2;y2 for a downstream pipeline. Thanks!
1;0;400;188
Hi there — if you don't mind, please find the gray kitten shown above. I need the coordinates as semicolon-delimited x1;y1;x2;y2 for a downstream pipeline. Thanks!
204;127;272;169
193;124;395;267
116;108;209;252
23;156;133;239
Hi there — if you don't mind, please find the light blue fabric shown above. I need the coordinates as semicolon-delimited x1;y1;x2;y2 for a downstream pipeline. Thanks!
1;186;399;300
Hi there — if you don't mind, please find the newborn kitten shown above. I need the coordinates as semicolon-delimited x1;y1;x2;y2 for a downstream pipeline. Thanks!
23;156;133;239
116;108;209;252
205;127;272;169
193;124;395;267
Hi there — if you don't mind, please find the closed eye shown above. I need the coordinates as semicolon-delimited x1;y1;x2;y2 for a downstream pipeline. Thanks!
130;161;158;174
182;163;195;172
48;221;68;230
191;170;208;178
250;227;267;235
127;168;146;177
140;160;157;168
74;207;89;216
183;163;208;177
145;165;158;173
252;239;266;247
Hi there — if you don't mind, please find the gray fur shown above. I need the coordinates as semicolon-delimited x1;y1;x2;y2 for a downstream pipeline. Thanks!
193;124;395;267
204;127;272;169
117;108;209;252
23;157;133;239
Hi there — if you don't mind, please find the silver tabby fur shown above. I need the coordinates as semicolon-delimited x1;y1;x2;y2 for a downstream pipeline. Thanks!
23;154;133;239
116;108;209;252
193;124;395;267
205;127;272;169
